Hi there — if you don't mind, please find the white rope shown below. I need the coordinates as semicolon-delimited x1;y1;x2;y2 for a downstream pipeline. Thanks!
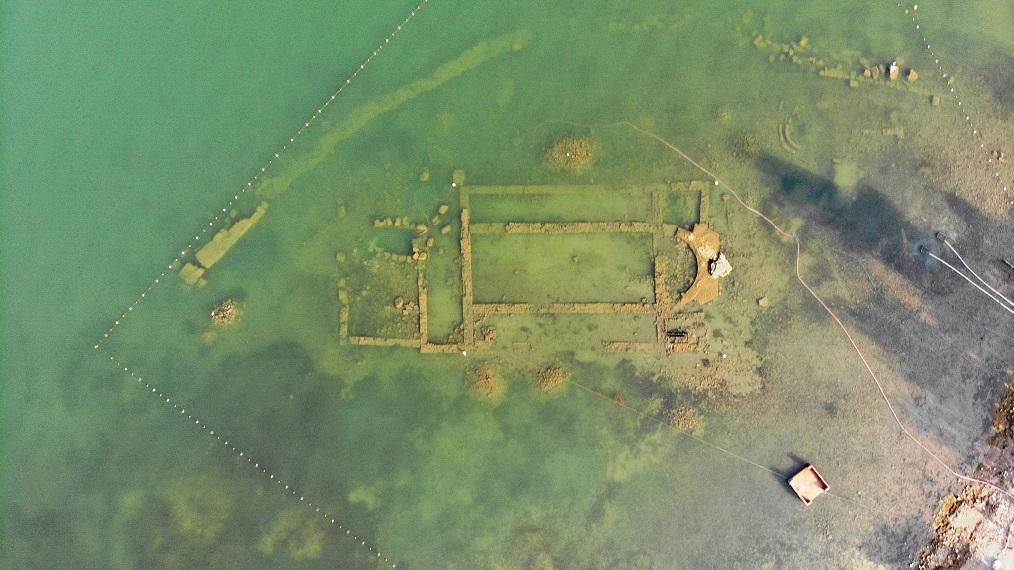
937;233;1014;309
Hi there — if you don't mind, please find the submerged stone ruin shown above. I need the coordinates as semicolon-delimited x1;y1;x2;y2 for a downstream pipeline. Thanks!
337;171;732;359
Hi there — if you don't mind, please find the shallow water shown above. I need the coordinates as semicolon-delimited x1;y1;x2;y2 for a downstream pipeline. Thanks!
5;1;1014;568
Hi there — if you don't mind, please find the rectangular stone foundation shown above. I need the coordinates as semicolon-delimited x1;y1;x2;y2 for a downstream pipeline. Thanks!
337;175;717;355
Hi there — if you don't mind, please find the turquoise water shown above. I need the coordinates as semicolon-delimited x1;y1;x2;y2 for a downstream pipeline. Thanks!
5;1;1014;567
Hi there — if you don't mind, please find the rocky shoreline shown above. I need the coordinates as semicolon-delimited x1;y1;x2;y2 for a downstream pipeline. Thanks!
916;384;1014;569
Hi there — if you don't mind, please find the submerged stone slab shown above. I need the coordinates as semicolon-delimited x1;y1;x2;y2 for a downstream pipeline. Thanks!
194;202;269;270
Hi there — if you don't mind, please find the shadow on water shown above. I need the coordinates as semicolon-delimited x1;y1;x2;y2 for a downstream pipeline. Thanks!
755;153;923;276
752;153;1014;481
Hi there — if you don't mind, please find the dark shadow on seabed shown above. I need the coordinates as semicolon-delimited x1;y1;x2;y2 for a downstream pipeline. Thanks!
755;153;925;274
750;153;1014;565
753;152;1011;450
756;152;1014;295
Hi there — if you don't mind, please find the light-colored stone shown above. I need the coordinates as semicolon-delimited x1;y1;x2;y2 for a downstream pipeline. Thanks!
888;62;899;80
709;253;732;278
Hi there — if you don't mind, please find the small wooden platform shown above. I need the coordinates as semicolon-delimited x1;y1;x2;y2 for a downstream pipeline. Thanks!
788;464;829;505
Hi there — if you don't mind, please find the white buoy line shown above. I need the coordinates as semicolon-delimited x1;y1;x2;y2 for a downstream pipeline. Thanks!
101;350;397;566
94;2;433;565
899;3;1010;202
94;1;430;350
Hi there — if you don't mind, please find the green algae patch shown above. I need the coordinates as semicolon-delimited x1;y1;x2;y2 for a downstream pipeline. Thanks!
258;507;325;561
166;473;240;545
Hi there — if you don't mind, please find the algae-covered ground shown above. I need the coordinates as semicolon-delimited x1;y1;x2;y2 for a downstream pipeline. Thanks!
5;1;1014;568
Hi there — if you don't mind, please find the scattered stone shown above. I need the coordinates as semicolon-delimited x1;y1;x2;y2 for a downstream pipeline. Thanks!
758;297;769;307
537;365;569;393
420;168;431;182
468;364;505;402
668;406;705;435
992;381;1014;438
441;225;452;234
849;79;860;88
211;298;242;327
817;66;850;80
906;69;918;81
546;136;595;174
438;204;449;215
394;297;405;310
